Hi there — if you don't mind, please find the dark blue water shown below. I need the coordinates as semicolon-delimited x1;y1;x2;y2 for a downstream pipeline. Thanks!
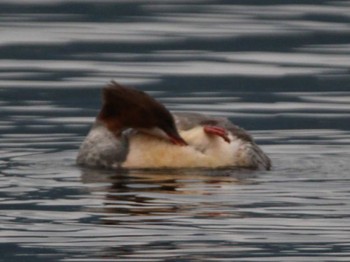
1;1;350;261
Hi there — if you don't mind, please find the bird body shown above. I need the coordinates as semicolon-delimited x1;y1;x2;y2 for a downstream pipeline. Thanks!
77;82;271;170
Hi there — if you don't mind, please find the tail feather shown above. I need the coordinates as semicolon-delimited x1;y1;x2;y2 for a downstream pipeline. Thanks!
245;143;271;170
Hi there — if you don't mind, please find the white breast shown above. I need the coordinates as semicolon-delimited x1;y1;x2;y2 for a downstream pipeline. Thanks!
122;126;248;169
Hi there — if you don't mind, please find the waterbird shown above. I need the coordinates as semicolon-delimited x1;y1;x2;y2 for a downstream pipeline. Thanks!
77;81;271;170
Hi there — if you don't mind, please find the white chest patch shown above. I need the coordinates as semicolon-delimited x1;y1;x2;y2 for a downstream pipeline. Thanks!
122;126;247;169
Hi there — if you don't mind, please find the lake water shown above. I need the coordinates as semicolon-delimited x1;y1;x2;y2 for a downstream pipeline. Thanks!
1;1;350;261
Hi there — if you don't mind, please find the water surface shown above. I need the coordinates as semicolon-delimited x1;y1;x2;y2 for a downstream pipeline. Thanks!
1;1;350;261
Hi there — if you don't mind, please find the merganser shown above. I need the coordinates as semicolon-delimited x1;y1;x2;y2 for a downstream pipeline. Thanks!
77;81;271;170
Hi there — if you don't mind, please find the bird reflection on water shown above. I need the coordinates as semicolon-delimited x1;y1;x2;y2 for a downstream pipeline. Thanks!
80;168;259;224
79;168;262;260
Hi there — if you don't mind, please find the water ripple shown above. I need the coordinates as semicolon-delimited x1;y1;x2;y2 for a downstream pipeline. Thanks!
1;1;350;261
